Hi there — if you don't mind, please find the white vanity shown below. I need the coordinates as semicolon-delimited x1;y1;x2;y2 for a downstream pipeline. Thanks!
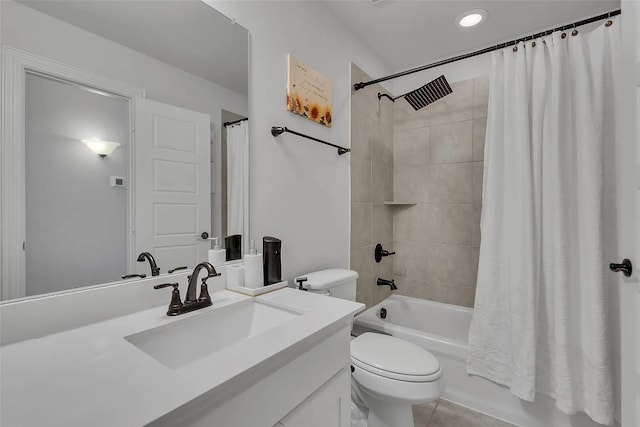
0;277;363;427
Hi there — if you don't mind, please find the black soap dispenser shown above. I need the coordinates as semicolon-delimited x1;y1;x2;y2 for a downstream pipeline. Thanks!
263;236;282;286
225;234;242;261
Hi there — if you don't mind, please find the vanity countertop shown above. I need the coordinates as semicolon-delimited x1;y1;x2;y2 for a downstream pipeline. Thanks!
0;288;363;427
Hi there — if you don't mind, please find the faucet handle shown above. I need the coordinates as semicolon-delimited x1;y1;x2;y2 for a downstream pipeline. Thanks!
122;273;147;279
296;276;308;291
154;283;183;316
374;243;396;263
198;278;212;304
206;270;222;279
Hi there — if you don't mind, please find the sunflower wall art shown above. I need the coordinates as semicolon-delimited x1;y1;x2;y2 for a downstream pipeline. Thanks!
286;54;333;127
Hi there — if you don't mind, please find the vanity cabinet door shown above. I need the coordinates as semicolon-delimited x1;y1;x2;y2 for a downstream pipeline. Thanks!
278;369;350;427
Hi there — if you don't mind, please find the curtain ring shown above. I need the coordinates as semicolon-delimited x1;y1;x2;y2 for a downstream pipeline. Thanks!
532;41;537;48
572;23;578;36
513;45;518;52
605;20;613;27
561;32;567;39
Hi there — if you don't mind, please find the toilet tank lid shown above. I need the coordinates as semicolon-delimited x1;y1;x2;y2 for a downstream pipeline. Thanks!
295;269;358;290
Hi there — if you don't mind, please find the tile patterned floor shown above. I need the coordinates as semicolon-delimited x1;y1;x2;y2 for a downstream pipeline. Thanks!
413;399;516;427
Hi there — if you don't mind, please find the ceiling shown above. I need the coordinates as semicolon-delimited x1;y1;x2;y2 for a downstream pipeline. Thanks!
19;1;620;95
323;0;620;73
19;0;249;95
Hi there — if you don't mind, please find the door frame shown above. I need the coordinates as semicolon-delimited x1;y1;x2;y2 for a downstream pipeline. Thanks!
0;47;145;300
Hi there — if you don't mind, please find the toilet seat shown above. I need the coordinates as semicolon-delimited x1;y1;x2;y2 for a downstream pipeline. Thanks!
351;357;442;382
351;333;442;382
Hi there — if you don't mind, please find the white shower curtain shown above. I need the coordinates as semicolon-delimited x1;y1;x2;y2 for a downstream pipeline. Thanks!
467;18;619;425
226;121;249;245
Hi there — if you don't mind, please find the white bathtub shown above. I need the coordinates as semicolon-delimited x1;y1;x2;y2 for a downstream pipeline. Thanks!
354;295;614;427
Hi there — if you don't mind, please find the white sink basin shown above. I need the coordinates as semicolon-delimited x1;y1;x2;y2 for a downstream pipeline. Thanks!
125;299;302;369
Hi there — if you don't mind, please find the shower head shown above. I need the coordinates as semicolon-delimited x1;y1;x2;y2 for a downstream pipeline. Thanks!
377;75;452;111
404;75;452;111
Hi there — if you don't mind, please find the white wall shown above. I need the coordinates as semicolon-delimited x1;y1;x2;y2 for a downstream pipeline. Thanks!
25;74;129;294
619;1;638;425
207;1;392;282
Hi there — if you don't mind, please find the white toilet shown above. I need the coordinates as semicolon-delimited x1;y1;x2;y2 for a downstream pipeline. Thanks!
295;269;445;427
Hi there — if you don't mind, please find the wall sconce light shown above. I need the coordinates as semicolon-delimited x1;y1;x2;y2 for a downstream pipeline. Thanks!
82;139;120;158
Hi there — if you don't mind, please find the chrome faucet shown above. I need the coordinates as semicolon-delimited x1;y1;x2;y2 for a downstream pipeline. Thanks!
154;262;221;316
137;252;160;276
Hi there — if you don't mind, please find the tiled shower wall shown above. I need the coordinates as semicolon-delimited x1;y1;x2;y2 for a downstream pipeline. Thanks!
392;77;489;308
350;64;395;308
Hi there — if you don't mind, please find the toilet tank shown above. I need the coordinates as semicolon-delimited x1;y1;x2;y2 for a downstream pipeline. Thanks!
294;269;358;301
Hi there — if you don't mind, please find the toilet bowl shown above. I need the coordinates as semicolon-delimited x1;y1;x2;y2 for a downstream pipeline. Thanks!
295;269;446;427
350;332;445;427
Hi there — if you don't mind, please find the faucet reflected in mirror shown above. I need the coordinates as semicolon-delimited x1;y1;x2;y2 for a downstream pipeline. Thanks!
137;252;160;277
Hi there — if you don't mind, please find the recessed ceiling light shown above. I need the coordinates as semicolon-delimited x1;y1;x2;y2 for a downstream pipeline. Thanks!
457;9;487;28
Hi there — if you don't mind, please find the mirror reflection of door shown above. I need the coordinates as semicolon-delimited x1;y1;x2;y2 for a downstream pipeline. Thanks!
134;99;212;274
25;73;130;295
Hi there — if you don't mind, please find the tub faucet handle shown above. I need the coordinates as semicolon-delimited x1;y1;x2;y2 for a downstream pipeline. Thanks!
375;243;395;263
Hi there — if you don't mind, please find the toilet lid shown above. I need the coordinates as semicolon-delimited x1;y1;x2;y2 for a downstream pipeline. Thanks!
351;333;441;381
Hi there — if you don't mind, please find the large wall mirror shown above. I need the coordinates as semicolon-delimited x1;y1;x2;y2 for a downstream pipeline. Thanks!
0;0;249;301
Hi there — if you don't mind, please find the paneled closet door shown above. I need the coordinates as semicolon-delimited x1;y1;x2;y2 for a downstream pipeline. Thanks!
134;99;211;274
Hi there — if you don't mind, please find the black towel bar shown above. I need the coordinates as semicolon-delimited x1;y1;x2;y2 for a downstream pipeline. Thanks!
271;126;350;155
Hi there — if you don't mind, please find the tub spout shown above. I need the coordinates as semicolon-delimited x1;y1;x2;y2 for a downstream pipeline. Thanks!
377;277;397;290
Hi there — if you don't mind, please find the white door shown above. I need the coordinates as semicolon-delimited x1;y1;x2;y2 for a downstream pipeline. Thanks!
134;99;211;274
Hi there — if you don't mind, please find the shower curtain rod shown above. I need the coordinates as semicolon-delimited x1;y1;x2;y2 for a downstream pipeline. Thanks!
354;9;621;91
223;117;248;127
